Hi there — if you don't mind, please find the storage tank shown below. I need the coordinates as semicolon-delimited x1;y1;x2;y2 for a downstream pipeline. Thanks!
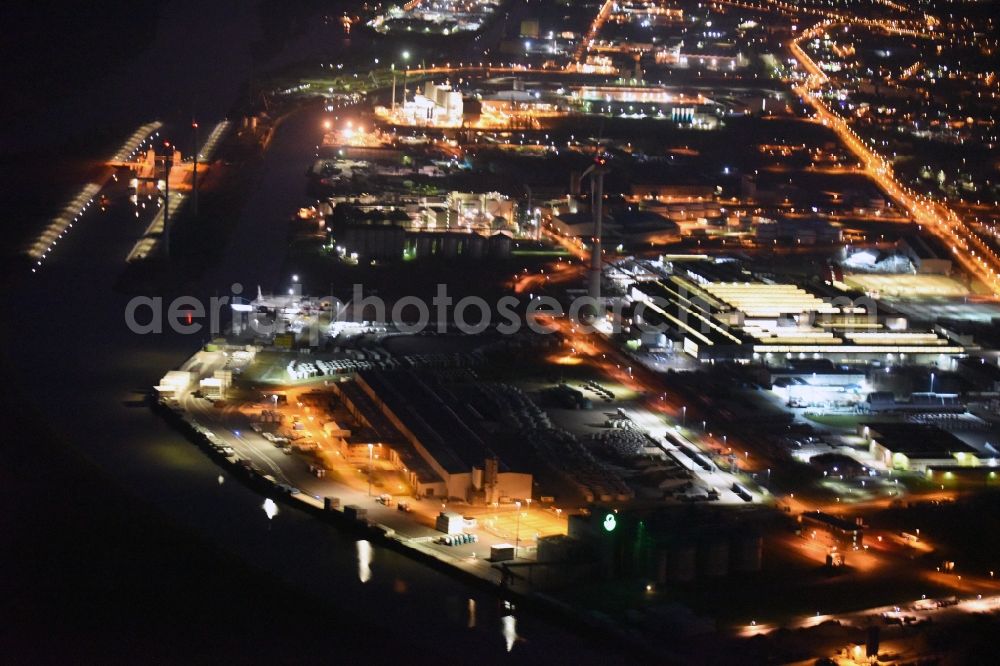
731;532;763;573
467;235;485;259
654;548;668;584
441;235;460;257
700;539;730;578
665;542;696;582
489;233;512;258
415;235;433;257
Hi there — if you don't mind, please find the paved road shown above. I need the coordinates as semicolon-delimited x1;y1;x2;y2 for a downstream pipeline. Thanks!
740;592;1000;638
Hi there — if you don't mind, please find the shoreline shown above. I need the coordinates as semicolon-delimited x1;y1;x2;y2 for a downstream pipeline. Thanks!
151;395;664;660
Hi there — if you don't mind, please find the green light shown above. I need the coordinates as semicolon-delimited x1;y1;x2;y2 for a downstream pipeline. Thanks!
603;513;617;532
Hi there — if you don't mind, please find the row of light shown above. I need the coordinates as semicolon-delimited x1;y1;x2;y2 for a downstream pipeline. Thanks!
29;122;164;272
791;19;1000;293
126;121;231;263
713;2;998;291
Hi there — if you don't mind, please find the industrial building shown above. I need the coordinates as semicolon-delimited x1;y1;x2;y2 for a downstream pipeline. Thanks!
344;370;533;502
338;224;513;262
753;218;842;246
478;83;568;129
860;423;994;472
329;380;445;494
379;81;465;127
549;208;680;244
956;357;1000;392
863;391;964;413
465;79;736;127
769;362;868;408
155;370;196;399
564;508;764;583
627;258;965;364
898;235;953;275
369;0;496;35
328;192;516;261
157;367;234;401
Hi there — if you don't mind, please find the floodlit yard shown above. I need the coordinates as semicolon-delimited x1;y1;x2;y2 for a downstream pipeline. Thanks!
844;273;969;298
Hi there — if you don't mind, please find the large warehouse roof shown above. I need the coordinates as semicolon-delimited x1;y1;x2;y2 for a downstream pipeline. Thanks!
631;265;964;357
865;423;981;458
358;370;504;475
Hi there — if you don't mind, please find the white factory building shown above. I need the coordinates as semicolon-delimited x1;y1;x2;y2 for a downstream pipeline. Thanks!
388;82;464;127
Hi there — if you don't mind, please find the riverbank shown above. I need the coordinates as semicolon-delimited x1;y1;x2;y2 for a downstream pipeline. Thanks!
0;379;404;663
152;394;661;660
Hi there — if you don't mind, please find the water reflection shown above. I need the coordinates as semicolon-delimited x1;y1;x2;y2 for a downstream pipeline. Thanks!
262;498;278;531
501;614;518;653
356;539;372;583
468;598;477;629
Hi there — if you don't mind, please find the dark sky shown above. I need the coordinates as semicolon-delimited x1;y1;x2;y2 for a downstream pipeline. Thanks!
1;0;261;153
0;0;343;259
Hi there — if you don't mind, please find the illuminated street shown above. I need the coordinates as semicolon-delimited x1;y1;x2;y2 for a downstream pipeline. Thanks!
5;0;1000;663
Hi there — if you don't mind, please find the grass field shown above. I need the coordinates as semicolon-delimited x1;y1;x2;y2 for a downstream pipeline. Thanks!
803;412;867;429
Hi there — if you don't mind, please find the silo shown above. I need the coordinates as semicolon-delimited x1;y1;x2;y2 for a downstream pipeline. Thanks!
489;233;512;258
654;548;668;584
700;538;730;578
468;235;484;259
666;542;696;583
415;235;433;257
441;235;459;257
731;532;763;573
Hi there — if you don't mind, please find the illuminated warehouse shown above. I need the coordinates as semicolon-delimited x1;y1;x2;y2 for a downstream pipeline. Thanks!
627;259;965;364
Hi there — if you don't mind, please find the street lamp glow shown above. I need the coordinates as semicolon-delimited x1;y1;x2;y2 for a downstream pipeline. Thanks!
514;500;522;558
367;443;374;496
